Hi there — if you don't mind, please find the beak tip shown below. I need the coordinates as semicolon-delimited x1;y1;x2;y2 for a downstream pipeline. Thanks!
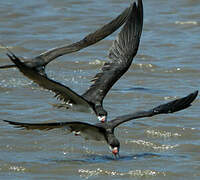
112;148;118;156
101;119;105;123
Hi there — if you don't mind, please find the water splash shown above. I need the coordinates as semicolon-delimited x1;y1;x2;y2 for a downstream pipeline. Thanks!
175;21;198;25
146;129;181;138
78;168;166;179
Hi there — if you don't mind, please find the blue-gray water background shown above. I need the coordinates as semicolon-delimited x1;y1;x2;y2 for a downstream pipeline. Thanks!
0;0;200;179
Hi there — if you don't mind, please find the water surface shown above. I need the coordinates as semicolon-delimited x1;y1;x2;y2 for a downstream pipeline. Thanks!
0;0;200;179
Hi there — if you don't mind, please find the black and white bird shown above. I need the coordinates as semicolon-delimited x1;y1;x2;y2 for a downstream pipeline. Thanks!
5;0;143;122
3;91;198;157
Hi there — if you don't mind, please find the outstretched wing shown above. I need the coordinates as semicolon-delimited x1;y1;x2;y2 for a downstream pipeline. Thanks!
82;0;143;105
7;53;92;109
109;91;198;128
0;4;133;75
3;120;106;141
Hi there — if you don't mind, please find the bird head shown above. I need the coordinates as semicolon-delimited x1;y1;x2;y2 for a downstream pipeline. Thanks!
97;114;107;123
95;106;107;123
108;136;120;158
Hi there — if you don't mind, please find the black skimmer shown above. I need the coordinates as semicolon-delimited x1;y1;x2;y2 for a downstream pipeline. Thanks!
5;0;143;122
3;91;198;158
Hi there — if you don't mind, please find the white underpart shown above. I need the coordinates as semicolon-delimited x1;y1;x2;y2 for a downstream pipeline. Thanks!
98;116;106;122
109;146;117;151
73;131;80;135
113;147;118;151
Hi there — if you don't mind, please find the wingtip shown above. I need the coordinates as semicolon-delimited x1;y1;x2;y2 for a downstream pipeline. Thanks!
3;119;21;128
6;53;13;60
0;63;16;69
3;119;18;126
172;90;198;113
152;90;198;114
186;90;198;105
192;90;198;97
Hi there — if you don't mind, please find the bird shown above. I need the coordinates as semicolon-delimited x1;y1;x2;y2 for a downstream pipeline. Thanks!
5;0;143;123
3;90;198;158
0;2;134;76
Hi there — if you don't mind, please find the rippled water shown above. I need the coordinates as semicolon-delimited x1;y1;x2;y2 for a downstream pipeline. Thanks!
0;0;200;179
